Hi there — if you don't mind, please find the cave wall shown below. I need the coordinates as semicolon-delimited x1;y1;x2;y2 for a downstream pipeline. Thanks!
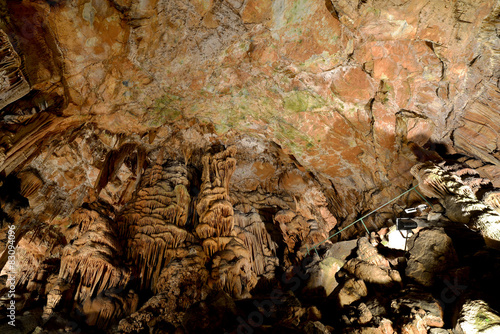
1;0;499;210
1;0;500;331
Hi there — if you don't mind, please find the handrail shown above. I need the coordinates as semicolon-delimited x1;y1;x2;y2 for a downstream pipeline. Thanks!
307;183;430;256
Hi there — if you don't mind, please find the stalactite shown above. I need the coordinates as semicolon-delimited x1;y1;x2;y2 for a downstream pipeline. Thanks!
95;143;138;194
42;278;71;320
195;147;257;298
275;210;310;253
117;161;195;292
233;208;278;277
412;162;500;245
1;223;64;291
0;29;30;110
17;169;44;199
49;204;130;327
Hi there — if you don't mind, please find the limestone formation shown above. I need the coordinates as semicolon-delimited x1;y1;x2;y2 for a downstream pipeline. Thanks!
275;209;310;265
337;278;368;307
40;204;131;326
42;278;71;320
0;0;500;332
58;205;129;303
457;300;500;334
82;288;139;328
343;237;402;287
0;29;30;110
3;223;64;291
195;147;257;298
405;228;458;287
411;162;500;245
233;206;278;277
118;247;208;332
118;161;195;292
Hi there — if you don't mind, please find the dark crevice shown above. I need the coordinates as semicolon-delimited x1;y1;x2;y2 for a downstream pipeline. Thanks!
469;55;481;67
325;0;339;20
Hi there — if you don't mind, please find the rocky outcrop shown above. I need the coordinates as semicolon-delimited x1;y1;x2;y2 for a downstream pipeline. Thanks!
411;162;500;246
341;237;402;288
82;288;139;329
405;228;459;287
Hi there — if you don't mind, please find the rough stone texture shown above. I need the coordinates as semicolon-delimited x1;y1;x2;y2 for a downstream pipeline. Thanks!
411;162;500;246
303;255;343;297
343;237;402;287
391;288;445;328
1;0;499;223
405;228;458;287
457;300;500;334
0;29;30;111
303;320;332;334
337;278;368;307
1;0;500;332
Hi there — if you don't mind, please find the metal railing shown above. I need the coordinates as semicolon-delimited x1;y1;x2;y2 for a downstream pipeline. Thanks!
307;184;431;256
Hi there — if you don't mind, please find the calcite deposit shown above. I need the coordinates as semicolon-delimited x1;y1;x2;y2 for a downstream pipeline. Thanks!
0;30;30;111
411;161;500;245
1;0;500;332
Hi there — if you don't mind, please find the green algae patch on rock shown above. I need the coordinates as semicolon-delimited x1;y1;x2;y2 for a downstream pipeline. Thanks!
148;93;184;126
283;90;327;113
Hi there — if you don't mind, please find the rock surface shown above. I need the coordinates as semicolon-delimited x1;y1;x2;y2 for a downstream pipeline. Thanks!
405;228;458;287
0;0;500;333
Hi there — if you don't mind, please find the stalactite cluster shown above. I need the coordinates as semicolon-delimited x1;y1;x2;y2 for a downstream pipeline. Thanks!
2;223;64;291
233;206;278;277
411;162;500;245
118;161;195;292
118;246;209;332
0;29;30;110
439;160;500;214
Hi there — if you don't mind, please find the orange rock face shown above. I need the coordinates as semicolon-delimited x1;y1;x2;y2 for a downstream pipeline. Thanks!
1;0;499;211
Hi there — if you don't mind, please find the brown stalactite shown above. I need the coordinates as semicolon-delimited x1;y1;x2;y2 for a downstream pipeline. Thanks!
44;205;129;324
118;162;195;292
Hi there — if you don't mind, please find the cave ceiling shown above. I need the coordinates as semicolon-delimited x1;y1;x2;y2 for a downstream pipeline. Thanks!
1;0;500;333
